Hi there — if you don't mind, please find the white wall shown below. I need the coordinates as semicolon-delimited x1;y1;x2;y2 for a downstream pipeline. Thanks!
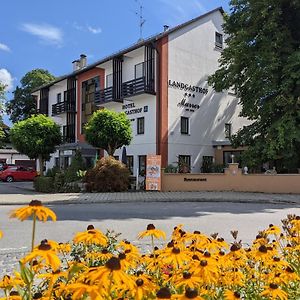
167;10;250;172
100;94;156;176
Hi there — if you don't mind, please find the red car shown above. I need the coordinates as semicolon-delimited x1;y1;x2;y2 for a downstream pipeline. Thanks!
0;166;38;182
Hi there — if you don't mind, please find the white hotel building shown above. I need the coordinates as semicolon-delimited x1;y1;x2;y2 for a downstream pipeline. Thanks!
33;7;248;175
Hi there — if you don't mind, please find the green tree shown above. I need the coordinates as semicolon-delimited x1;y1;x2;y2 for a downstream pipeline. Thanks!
6;69;55;123
0;83;6;147
10;115;61;175
85;109;132;156
208;0;300;169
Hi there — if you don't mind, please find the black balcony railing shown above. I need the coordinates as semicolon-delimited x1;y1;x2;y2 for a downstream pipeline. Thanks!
122;76;155;98
52;101;76;115
94;87;113;104
95;76;155;105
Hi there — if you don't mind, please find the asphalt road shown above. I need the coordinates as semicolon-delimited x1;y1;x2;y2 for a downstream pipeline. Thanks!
1;201;299;252
0;181;35;194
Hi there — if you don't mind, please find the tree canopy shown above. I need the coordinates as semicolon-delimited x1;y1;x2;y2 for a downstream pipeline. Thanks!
0;83;6;148
6;69;55;123
208;0;300;169
85;109;133;156
10;115;61;174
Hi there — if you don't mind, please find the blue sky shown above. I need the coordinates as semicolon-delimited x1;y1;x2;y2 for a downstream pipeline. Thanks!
0;0;230;125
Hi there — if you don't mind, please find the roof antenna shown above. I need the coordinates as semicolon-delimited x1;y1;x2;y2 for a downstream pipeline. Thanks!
135;0;146;42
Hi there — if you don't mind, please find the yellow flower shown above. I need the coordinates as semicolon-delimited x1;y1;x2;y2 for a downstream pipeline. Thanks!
21;240;60;271
66;283;104;300
174;271;202;290
87;257;135;291
224;290;241;299
0;230;2;239
130;275;156;300
138;224;166;240
73;225;108;246
0;291;21;300
265;224;281;236
260;283;288;300
161;247;191;268
175;288;205;300
10;200;56;222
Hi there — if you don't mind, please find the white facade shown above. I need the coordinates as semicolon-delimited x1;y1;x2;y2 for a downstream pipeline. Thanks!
167;10;249;172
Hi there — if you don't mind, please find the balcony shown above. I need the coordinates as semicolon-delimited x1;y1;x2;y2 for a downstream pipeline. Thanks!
52;101;76;116
95;76;155;105
94;87;113;104
122;76;155;98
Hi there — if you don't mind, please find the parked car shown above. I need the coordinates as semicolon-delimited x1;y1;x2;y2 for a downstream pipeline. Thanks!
0;166;38;182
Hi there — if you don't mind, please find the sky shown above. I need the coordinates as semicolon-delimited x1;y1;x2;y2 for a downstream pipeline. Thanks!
0;0;230;125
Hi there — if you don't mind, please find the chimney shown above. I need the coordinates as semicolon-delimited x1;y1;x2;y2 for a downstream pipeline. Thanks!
72;60;80;71
79;54;87;68
163;25;169;32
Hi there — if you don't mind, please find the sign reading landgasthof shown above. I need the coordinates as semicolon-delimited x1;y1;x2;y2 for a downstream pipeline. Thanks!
146;155;161;191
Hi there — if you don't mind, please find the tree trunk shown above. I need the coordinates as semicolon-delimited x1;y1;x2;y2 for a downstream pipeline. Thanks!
38;155;44;176
107;145;115;156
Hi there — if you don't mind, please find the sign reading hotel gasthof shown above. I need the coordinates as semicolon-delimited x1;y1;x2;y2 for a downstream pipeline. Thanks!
146;155;161;191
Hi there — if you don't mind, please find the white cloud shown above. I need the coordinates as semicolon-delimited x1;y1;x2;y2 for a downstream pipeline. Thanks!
0;43;10;52
0;69;14;91
21;23;63;46
73;22;102;34
87;26;102;34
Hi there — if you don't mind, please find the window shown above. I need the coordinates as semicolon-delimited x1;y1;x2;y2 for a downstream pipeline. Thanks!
181;117;189;134
106;74;113;88
81;76;100;133
178;155;191;173
135;62;144;79
127;156;134;175
55;157;60;167
225;123;232;138
138;155;146;176
215;32;223;49
137;117;145;134
57;93;62;103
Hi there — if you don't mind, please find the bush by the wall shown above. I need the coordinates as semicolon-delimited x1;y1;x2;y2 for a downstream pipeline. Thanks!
53;172;66;192
65;150;86;183
84;156;130;192
45;166;60;178
33;176;54;193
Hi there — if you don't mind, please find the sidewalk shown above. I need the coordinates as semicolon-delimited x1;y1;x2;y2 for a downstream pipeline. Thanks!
0;191;299;205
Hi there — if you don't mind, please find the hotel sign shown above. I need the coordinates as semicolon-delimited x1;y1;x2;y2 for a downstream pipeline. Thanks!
168;80;208;95
122;103;148;115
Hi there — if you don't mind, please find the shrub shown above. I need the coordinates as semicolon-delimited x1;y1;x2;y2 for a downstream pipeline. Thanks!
65;150;86;183
45;165;60;178
84;156;130;192
164;164;178;173
33;176;54;193
53;172;66;192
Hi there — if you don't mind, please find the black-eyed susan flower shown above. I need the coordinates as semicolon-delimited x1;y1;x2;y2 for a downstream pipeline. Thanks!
73;225;108;246
224;290;241;299
174;271;202;289
87;257;134;291
161;246;191;268
175;288;205;300
10;200;56;222
21;240;60;271
138;224;166;240
260;283;288;300
66;283;104;300
130;276;156;300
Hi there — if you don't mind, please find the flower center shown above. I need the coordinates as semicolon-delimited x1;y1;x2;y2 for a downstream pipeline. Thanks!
38;241;51;251
270;283;278;289
185;288;198;298
147;224;156;230
156;287;171;299
87;224;95;230
136;279;144;286
29;200;42;207
105;257;121;271
172;247;180;254
200;260;208;267
258;245;268;253
183;272;192;279
234;291;240;298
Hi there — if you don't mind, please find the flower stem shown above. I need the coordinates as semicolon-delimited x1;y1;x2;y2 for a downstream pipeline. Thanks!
31;212;37;252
